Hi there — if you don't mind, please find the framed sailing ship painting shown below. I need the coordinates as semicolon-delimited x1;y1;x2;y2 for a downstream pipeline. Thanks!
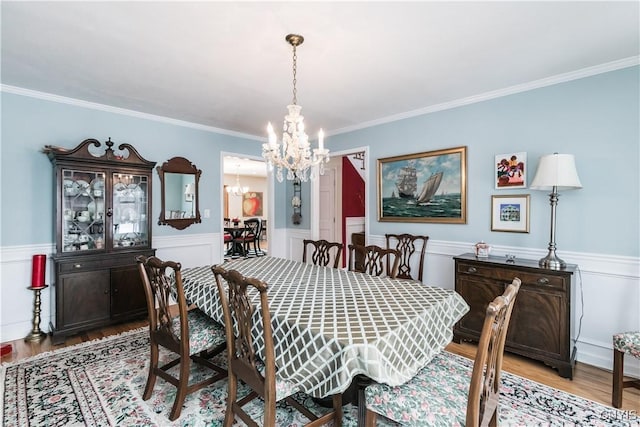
377;146;467;223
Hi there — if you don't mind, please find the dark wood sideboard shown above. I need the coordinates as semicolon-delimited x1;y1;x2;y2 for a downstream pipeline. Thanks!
453;253;577;379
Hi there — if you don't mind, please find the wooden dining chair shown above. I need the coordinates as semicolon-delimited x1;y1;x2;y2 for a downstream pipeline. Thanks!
303;239;344;268
385;233;428;281
612;331;640;408
365;278;521;427
241;218;263;257
136;255;227;421
348;243;401;279
223;218;233;253
212;265;342;427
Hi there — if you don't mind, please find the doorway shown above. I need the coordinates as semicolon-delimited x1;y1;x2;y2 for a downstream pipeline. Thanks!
313;147;369;267
221;154;271;258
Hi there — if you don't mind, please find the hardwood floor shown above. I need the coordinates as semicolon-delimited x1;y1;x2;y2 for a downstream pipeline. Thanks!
2;320;639;414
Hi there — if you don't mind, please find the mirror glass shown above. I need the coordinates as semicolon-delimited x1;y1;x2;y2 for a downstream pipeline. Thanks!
157;157;202;230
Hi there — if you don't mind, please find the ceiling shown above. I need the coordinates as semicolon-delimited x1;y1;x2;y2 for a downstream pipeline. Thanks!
223;155;267;178
1;2;638;140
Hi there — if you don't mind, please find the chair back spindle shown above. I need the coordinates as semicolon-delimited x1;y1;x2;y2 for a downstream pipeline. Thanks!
385;233;428;281
303;239;344;268
348;244;401;278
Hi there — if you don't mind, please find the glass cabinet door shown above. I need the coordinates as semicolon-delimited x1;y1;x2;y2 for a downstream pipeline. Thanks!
62;169;106;252
112;173;149;249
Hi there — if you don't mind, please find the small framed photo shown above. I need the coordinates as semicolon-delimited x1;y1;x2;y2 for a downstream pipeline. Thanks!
495;152;526;189
491;194;530;233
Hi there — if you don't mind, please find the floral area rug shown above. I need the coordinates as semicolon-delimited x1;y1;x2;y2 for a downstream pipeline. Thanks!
1;328;637;426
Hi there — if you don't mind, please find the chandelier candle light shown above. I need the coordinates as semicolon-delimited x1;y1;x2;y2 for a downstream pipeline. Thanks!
263;34;330;182
530;153;582;269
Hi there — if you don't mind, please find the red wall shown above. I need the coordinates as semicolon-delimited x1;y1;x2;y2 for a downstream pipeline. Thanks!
342;157;365;265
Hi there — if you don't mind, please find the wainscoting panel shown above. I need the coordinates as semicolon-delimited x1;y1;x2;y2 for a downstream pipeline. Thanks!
2;234;638;378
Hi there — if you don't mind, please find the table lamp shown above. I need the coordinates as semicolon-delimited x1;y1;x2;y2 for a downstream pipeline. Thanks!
530;153;582;269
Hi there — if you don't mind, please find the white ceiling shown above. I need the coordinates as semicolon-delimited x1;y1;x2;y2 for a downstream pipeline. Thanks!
223;155;267;178
1;2;638;141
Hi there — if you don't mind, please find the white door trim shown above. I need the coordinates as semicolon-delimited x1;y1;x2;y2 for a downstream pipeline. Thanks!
311;146;370;243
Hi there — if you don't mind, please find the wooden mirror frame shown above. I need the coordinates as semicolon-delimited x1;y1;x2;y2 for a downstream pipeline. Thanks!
157;157;202;230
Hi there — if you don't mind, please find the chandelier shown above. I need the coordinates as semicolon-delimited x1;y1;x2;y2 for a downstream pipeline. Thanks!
262;34;330;182
226;167;249;196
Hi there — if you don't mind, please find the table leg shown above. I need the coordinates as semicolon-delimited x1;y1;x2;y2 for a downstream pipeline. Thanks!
356;375;372;427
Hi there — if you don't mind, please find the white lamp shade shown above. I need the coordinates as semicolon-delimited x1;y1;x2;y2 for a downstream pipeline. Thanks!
184;183;195;195
530;153;582;191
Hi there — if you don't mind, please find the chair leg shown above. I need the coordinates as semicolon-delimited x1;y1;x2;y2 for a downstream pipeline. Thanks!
364;408;378;427
224;370;238;427
612;348;624;408
333;394;343;426
169;355;191;421
143;343;159;400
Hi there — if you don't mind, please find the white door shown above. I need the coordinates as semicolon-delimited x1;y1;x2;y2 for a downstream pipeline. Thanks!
319;168;336;242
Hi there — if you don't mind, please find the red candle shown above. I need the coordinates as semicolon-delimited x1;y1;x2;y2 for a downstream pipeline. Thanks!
31;254;46;288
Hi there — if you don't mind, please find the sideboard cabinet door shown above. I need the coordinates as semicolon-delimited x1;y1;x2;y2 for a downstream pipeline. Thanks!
57;269;111;332
453;253;576;379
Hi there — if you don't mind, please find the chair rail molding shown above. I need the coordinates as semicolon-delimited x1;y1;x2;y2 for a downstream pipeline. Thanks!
2;236;638;378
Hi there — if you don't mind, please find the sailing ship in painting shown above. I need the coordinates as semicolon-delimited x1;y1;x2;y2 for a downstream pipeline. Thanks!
416;172;443;204
396;164;417;198
394;163;443;204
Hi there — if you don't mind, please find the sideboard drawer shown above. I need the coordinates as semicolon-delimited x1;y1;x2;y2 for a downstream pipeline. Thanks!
457;262;565;291
59;259;103;273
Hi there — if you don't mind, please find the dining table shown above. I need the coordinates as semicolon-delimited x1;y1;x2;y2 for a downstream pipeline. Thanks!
181;256;469;425
223;226;247;257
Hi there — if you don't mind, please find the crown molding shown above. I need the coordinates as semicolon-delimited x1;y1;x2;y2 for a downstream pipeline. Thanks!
328;56;640;137
0;84;264;142
3;55;638;140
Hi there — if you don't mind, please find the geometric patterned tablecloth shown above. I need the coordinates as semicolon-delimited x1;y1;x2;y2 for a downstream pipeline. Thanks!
181;256;469;398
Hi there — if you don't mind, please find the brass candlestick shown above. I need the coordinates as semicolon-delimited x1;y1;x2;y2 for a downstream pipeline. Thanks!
25;285;48;342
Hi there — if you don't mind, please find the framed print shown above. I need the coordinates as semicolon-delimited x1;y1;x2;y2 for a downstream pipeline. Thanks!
491;194;530;233
378;146;467;223
495;152;526;189
242;191;263;217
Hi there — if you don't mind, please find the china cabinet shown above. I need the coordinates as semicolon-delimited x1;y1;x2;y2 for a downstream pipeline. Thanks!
453;253;576;378
44;138;156;344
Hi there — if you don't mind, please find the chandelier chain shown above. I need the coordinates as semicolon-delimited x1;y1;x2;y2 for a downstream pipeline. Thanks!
292;45;298;105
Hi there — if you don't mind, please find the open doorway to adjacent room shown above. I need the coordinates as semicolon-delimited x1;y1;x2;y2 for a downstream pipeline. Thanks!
222;154;270;258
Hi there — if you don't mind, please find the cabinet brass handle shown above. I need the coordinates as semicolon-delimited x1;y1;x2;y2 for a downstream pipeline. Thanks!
467;267;477;273
537;277;550;285
103;290;109;294
74;264;82;269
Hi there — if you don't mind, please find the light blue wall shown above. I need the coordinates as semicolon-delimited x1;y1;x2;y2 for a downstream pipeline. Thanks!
326;66;639;257
2;66;638;257
0;92;280;245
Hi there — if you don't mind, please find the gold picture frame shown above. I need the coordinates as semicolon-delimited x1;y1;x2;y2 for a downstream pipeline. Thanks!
377;146;467;223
